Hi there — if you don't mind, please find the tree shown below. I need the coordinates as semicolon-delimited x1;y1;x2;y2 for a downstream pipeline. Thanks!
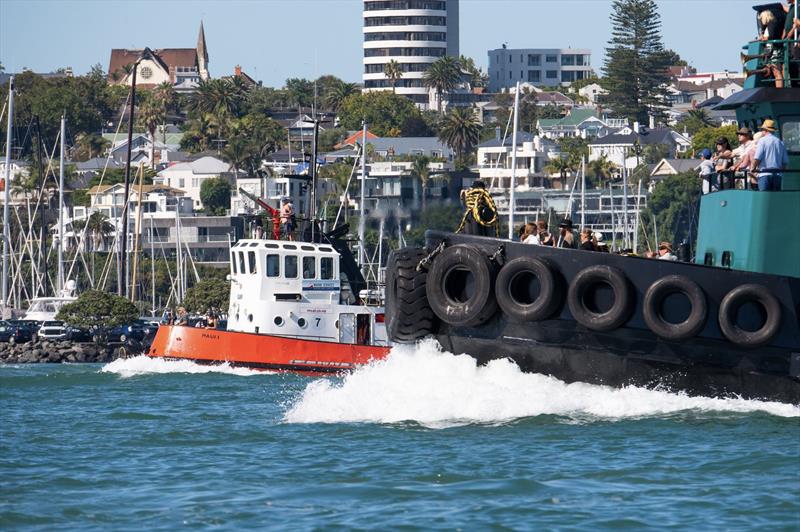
182;278;230;313
337;91;421;136
73;133;110;161
180;113;222;153
544;156;575;184
86;211;115;251
691;125;739;154
384;60;404;94
459;55;487;88
587;154;617;188
639;171;701;250
138;96;164;169
423;56;462;113
56;289;139;328
675;108;716;136
285;78;314;108
602;0;671;125
408;155;432;210
200;177;232;215
325;80;359;111
437;106;481;170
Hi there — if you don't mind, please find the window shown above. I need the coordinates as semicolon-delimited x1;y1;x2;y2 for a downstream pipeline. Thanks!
527;70;541;83
561;71;575;82
509;71;512;79
285;256;298;278
303;257;316;279
320;257;334;280
248;252;257;274
561;55;576;66
231;252;237;274
527;54;541;66
781;118;800;152
546;70;558;79
178;178;185;189
546;54;558;63
508;55;512;63
266;254;280;277
238;252;246;274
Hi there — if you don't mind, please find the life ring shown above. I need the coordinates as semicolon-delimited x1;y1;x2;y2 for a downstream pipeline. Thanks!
567;265;633;331
642;275;707;341
426;245;497;327
385;247;438;343
495;257;561;322
718;284;782;348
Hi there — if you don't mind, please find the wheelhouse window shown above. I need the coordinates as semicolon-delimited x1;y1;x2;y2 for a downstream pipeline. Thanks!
320;257;334;280
248;252;257;274
231;252;237;274
781;118;800;153
285;256;298;278
266;254;280;277
238;252;246;274
303;257;316;279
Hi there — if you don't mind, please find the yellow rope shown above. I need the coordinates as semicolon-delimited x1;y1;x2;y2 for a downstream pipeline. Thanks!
456;188;499;237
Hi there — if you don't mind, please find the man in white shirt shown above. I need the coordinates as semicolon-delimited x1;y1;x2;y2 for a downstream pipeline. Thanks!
697;149;716;194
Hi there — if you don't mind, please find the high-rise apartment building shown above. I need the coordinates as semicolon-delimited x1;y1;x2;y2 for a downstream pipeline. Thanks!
488;47;593;92
363;0;460;105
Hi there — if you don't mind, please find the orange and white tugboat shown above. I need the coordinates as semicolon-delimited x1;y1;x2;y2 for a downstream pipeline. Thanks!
147;226;391;372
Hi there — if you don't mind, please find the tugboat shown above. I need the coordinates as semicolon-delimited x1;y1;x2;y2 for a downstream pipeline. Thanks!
385;8;800;404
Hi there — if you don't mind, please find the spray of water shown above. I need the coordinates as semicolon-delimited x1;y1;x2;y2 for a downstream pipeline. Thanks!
101;355;266;378
285;339;799;427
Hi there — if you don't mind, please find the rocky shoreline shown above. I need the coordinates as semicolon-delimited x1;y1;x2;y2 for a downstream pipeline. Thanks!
0;340;148;364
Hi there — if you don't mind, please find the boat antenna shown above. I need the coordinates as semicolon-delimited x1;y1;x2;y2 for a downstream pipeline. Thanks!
508;81;520;240
2;76;14;317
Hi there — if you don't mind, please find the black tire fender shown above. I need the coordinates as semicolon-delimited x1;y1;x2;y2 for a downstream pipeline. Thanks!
718;284;782;348
567;265;634;332
642;275;707;341
495;257;561;322
385;247;438;343
426;245;498;327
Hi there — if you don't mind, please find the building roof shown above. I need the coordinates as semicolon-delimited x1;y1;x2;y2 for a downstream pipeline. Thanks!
478;131;536;148
651;158;702;176
108;47;198;81
336;129;379;149
535;92;574;105
539;108;598;129
88;183;185;195
158;156;230;175
368;137;453;156
590;128;678;146
75;157;124;171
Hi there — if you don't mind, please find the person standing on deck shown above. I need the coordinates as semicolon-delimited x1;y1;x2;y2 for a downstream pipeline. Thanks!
280;198;295;241
751;120;789;191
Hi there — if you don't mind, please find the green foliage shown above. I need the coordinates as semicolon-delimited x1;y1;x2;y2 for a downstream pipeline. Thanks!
437;107;481;169
200;178;232;215
405;203;464;246
87;167;155;188
639;171;700;249
56;290;139;328
285;78;314;107
691;125;739;154
602;0;671;124
337;92;421;136
318;128;348;152
423;56;462;113
675;109;717;136
182;278;230;314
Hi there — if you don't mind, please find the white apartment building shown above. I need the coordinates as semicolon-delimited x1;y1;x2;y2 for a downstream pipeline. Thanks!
363;0;460;105
477;131;557;190
156;156;237;210
488;47;592;92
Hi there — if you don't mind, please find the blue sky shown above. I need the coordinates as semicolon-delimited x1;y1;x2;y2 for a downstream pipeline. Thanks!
1;0;757;86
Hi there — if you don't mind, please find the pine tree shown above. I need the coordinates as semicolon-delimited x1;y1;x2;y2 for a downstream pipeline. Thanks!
602;0;671;125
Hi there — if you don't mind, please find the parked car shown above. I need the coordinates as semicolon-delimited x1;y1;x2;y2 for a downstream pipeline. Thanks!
38;320;68;340
7;320;41;341
0;321;37;344
65;325;93;343
105;320;159;343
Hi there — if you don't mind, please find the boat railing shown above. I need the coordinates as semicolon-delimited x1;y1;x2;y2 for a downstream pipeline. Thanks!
744;36;800;87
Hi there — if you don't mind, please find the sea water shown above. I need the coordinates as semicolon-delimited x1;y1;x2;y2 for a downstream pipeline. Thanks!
1;339;798;530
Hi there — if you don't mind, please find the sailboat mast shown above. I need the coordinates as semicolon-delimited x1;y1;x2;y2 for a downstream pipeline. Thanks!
580;157;586;229
58;115;65;293
119;63;137;297
358;121;367;276
2;76;14;315
508;81;520;240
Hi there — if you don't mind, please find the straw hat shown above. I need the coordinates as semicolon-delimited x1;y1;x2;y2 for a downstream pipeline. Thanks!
759;119;777;132
658;242;673;251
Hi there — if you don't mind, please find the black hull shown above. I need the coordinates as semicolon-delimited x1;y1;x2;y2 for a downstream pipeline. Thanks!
389;231;800;404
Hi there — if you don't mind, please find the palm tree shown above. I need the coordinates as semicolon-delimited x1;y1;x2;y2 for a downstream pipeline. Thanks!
192;79;242;122
86;211;114;252
138;97;164;169
437;107;481;168
325;80;359;111
384;60;404;94
408;155;431;211
423;56;462;114
587;155;617;188
180;113;221;153
687;108;715;127
544;156;574;188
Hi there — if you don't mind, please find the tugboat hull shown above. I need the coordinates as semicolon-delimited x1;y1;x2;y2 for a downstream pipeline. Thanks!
386;232;800;404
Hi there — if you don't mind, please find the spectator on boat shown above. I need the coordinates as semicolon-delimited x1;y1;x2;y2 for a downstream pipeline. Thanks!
579;228;597;251
522;223;541;245
536;220;555;246
557;219;578;249
175;307;188;326
517;224;527;242
657;242;678;261
697;149;716;194
713;137;735;189
595;232;609;252
161;308;173;325
205;309;217;329
785;0;800;87
731;127;754;188
751;119;789;191
280;198;295;241
733;131;765;189
758;9;787;88
254;224;264;240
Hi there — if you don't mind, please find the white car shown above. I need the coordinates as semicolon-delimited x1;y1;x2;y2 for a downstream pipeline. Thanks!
38;320;68;340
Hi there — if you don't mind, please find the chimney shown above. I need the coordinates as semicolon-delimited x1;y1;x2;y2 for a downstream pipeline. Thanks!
633;121;640;134
495;126;501;141
234;65;242;77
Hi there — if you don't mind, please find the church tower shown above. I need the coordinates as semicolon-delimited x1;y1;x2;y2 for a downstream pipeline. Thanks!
197;21;209;80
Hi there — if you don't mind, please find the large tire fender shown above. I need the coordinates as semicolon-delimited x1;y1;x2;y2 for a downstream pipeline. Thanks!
642;275;707;341
718;284;782;348
385;247;438;343
495;257;562;322
426;245;498;328
567;265;634;332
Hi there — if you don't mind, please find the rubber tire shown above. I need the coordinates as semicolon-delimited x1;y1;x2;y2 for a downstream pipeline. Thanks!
642;275;707;341
385;247;438;343
495;257;561;322
718;284;782;348
567;265;634;332
426;245;497;328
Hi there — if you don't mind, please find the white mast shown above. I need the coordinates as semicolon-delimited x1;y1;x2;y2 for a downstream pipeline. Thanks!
622;164;630;249
2;76;14;315
358;121;367;275
608;183;616;252
580;157;586;229
634;178;642;253
508;81;520;240
58;116;65;293
175;207;182;303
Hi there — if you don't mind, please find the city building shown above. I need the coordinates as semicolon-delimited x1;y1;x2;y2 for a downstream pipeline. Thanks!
107;22;209;91
476;130;558;190
488;47;592;92
155;156;240;210
362;0;460;105
537;108;622;140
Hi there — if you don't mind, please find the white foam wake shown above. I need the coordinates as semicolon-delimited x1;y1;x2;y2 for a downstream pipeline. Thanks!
285;339;800;427
101;355;265;378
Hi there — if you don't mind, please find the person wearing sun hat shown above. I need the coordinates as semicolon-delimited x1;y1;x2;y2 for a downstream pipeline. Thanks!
750;119;789;191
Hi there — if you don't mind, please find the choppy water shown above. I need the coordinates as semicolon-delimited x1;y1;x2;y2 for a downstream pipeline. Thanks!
2;340;799;530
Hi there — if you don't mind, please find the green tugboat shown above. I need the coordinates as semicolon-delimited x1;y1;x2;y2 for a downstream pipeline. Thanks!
385;4;800;404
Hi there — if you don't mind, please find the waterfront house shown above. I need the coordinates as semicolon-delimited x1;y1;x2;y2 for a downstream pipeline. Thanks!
155;156;240;210
589;125;691;170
